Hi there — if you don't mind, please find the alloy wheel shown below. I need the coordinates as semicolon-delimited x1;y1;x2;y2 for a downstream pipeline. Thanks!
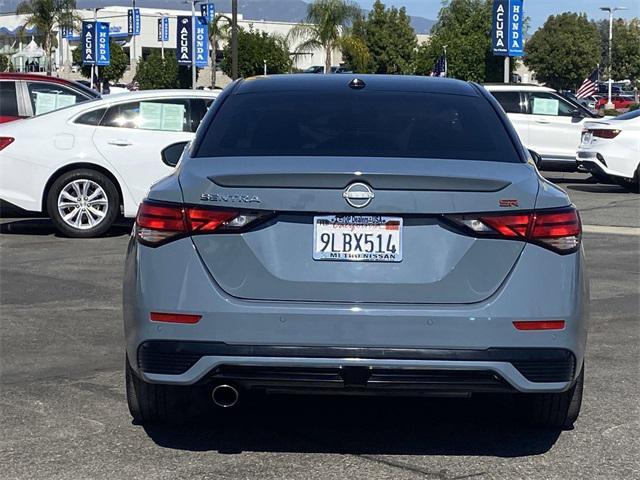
57;179;109;230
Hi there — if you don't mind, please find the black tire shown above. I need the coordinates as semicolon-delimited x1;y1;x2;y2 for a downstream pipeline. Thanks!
518;365;584;429
47;169;120;237
125;358;205;424
615;164;640;193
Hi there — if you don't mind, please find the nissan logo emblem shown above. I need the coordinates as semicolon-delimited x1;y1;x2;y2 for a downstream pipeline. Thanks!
343;182;374;208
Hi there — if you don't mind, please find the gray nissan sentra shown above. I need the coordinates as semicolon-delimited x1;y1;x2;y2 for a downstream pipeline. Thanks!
123;75;589;428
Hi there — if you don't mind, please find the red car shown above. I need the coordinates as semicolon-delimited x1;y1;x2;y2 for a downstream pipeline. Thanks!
595;95;636;110
0;73;100;123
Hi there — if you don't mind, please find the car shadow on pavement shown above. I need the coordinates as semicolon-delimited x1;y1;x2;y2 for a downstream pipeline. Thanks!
0;218;133;237
143;393;562;458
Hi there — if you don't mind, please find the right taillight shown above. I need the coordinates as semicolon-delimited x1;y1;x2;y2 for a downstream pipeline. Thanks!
135;200;268;247
590;129;620;139
529;208;581;253
446;207;581;254
0;137;15;151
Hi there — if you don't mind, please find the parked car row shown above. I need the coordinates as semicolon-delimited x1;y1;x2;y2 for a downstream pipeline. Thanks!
1;74;637;242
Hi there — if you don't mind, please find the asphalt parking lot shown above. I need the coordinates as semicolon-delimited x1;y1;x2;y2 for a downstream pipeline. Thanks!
1;172;638;480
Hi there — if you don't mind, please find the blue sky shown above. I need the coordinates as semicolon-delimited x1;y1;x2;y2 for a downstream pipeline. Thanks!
355;0;640;30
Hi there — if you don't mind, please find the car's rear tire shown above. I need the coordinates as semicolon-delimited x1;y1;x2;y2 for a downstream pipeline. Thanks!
518;365;584;429
125;358;205;424
615;165;639;193
47;169;120;237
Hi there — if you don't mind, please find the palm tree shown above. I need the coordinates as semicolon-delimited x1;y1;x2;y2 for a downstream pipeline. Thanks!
16;0;77;75
289;0;361;73
208;14;231;88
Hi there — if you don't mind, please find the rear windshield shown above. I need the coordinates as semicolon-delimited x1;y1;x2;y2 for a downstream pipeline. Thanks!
196;91;521;162
614;109;640;121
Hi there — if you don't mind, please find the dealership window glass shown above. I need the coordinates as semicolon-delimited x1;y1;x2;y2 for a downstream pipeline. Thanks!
100;99;192;131
492;91;523;114
528;92;576;117
0;81;19;117
75;108;107;126
27;82;86;115
197;91;521;162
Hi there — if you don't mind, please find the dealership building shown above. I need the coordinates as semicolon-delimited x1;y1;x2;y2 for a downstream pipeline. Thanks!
0;5;331;81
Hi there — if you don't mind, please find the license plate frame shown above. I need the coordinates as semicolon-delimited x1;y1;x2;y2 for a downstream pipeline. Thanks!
313;215;403;263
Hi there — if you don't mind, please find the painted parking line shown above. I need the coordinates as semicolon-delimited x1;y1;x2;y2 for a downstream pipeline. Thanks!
583;225;640;236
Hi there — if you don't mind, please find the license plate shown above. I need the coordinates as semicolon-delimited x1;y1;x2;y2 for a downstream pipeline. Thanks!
313;215;402;262
581;131;593;145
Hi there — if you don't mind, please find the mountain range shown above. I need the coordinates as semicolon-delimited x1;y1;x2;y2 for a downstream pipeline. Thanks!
1;0;435;34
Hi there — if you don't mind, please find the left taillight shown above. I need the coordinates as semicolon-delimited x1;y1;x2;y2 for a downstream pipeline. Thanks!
445;206;581;254
135;201;266;247
0;137;15;151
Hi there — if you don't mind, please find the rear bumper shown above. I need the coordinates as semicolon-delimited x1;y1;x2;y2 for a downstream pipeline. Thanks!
124;237;590;394
137;341;576;393
577;149;637;180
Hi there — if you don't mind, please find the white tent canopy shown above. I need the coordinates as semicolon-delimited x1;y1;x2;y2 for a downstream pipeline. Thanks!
11;37;46;72
11;37;45;59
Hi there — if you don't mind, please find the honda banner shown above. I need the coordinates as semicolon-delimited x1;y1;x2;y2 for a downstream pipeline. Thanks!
96;22;110;66
194;17;209;68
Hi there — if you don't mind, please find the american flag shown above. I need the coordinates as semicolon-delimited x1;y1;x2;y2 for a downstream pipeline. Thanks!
431;55;447;77
576;68;599;99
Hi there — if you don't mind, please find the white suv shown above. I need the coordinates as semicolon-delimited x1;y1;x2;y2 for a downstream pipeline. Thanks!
485;84;598;170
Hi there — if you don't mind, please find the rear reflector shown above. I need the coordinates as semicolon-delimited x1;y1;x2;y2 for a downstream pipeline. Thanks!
150;312;202;324
0;136;15;151
513;320;565;331
446;207;581;254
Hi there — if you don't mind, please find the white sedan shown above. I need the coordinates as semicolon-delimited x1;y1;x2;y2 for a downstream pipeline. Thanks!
577;109;640;192
0;89;218;236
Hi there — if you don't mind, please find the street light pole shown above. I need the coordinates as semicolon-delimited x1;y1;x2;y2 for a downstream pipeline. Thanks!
90;7;103;91
600;6;628;109
191;0;197;89
231;0;238;80
131;0;137;72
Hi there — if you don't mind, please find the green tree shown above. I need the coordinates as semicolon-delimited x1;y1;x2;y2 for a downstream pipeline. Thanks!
340;34;371;72
72;40;129;83
354;0;417;74
524;13;600;90
209;14;231;88
221;27;291;78
289;0;361;73
133;51;180;90
16;0;77;75
0;54;9;72
414;0;505;82
597;18;640;83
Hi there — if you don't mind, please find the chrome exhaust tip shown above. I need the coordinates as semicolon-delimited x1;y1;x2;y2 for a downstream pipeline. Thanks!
211;384;239;408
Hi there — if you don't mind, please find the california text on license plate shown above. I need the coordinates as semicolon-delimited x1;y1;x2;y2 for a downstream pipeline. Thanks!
313;215;403;262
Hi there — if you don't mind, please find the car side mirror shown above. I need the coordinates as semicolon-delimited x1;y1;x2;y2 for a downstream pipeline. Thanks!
528;149;542;168
161;141;189;167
